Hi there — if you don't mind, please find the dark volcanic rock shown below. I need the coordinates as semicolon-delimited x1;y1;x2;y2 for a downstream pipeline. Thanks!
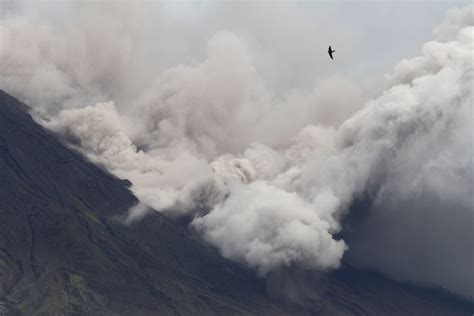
0;90;472;315
0;90;283;315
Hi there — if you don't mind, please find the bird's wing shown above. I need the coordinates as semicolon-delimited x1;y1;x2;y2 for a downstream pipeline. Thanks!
328;45;331;53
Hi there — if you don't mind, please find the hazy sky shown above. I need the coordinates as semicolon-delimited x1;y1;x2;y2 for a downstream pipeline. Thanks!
3;0;470;92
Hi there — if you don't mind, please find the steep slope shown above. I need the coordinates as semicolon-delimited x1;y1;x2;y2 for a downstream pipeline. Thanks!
0;90;472;315
0;90;285;315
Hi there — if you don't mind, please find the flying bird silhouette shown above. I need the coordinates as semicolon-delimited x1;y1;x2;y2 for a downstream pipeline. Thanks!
328;45;335;60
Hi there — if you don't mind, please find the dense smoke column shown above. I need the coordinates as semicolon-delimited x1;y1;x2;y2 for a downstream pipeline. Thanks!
0;2;472;298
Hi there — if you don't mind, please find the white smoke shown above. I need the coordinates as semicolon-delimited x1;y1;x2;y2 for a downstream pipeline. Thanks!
0;2;472;298
344;14;474;298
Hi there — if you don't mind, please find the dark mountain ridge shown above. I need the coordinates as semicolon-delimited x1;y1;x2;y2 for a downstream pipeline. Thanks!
0;90;283;315
0;90;472;315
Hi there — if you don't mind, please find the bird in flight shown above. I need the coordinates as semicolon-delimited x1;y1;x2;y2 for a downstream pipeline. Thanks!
328;45;335;60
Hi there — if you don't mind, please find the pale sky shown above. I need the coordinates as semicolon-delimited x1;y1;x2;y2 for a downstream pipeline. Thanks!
3;1;470;92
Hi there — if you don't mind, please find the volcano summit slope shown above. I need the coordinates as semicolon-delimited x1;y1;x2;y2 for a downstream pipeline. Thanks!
0;90;472;315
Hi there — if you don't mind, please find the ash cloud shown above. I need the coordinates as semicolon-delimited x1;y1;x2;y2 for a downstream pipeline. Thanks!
0;2;472;298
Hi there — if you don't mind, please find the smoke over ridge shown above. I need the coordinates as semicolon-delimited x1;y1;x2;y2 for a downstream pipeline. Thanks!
1;2;472;298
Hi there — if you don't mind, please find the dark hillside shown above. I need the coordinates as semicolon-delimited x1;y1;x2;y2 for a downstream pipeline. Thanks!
0;90;283;315
0;90;471;315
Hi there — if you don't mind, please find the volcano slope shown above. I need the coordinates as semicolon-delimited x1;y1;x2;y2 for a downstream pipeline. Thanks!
0;90;472;315
0;90;287;315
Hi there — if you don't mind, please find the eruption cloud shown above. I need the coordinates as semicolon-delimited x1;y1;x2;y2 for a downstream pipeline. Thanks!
0;2;472;298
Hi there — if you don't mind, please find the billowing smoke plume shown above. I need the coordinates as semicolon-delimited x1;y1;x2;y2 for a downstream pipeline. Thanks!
344;6;474;298
1;2;472;298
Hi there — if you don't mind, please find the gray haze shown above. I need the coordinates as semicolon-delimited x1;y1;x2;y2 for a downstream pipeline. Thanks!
0;1;472;299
